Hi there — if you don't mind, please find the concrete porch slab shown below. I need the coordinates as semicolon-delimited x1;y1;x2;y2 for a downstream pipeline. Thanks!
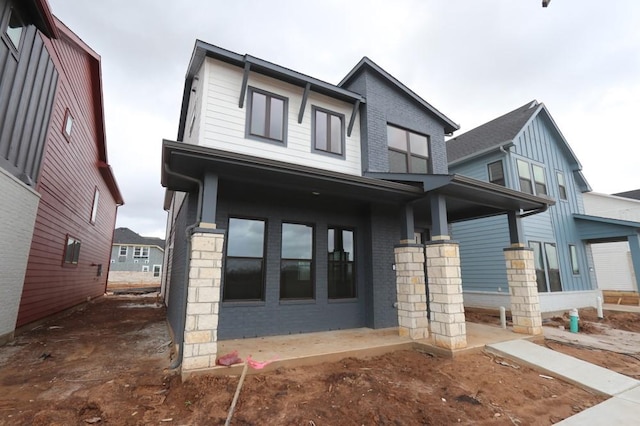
189;323;535;378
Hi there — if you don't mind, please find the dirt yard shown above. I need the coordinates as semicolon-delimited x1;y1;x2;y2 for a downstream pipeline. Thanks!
0;297;609;425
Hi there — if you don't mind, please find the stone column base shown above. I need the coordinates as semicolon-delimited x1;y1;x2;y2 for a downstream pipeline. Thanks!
394;244;429;340
504;246;542;335
426;240;467;350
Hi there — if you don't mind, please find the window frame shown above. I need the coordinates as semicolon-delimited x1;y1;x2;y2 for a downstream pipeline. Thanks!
387;124;430;174
133;246;149;259
529;240;563;292
517;159;534;194
2;7;25;53
328;226;357;300
569;244;580;275
312;106;345;158
153;264;162;277
142;265;150;273
63;109;74;141
119;246;128;257
557;171;568;200
487;160;506;186
223;216;268;302
245;86;288;145
63;235;81;266
90;188;99;224
532;164;548;196
280;222;315;301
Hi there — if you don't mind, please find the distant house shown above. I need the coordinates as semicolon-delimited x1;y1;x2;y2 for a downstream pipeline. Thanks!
447;100;640;312
108;228;165;288
0;0;122;343
583;191;640;299
160;41;552;374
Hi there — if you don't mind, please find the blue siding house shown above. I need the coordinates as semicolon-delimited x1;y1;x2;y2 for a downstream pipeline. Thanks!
448;100;640;312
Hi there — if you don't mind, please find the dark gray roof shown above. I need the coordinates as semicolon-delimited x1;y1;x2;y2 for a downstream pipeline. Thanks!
614;189;640;200
447;100;540;163
113;227;165;249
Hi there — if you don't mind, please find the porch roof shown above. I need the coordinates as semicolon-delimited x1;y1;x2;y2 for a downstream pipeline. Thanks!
161;140;553;222
574;214;640;243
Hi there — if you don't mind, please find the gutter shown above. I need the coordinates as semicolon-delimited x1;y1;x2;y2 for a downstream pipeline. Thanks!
163;160;203;370
448;142;514;167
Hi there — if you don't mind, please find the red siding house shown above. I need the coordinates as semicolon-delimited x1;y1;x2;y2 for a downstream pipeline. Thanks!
16;16;123;328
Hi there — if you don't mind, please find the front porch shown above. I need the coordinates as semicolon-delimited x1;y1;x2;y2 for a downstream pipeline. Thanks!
183;322;538;379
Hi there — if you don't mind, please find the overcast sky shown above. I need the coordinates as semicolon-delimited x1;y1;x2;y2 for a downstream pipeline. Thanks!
48;0;640;238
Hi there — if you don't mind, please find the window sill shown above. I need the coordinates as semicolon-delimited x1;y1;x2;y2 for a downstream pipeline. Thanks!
279;299;316;305
222;300;266;308
328;298;358;304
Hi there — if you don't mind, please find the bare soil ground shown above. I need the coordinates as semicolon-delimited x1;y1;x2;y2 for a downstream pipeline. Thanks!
0;297;606;425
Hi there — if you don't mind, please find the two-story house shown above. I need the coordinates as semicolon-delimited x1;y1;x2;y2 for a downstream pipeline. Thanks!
447;100;640;313
108;227;165;288
161;41;552;374
0;0;122;343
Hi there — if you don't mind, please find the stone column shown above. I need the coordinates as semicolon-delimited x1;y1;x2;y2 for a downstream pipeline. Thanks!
504;245;542;335
426;240;467;349
394;243;429;340
182;228;225;372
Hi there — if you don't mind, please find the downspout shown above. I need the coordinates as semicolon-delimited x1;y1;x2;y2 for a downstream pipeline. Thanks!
163;160;203;370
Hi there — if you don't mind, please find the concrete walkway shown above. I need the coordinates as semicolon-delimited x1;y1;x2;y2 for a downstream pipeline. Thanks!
487;339;640;425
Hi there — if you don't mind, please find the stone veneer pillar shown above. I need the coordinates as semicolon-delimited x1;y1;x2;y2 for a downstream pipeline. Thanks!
181;228;225;373
394;243;429;340
504;245;542;335
426;240;467;349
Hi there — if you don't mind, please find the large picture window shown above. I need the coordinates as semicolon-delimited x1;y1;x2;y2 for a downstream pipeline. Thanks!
223;218;266;301
247;88;286;143
387;125;429;174
328;227;356;299
280;223;314;299
313;107;344;156
530;241;562;292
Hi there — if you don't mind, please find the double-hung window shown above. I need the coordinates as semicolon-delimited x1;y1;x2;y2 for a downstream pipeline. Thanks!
532;164;548;195
223;218;266;301
387;125;429;173
247;88;286;143
328;227;356;299
517;160;534;194
64;236;81;265
280;223;314;299
133;246;149;258
313;107;344;156
488;160;505;186
557;172;568;200
517;159;547;196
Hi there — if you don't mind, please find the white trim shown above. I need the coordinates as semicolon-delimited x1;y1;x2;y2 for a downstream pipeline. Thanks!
463;289;602;313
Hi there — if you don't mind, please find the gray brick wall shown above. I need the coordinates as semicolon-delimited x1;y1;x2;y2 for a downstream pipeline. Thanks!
0;170;39;340
343;70;448;174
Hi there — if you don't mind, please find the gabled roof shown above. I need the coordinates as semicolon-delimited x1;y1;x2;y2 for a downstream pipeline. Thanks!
446;101;539;164
23;0;58;38
49;17;124;205
113;227;165;249
339;57;460;134
177;41;365;141
614;189;640;200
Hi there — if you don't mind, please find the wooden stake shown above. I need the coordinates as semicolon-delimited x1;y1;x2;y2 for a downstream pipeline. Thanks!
225;362;249;426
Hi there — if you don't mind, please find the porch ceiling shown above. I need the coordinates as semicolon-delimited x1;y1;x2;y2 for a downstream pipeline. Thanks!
162;140;553;222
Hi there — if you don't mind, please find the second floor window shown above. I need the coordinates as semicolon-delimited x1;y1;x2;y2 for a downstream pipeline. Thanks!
134;246;149;258
387;125;429;174
313;107;344;156
488;160;505;186
119;246;128;257
4;8;24;50
517;159;547;196
557;171;568;200
532;164;548;195
517;160;533;194
247;88;286;143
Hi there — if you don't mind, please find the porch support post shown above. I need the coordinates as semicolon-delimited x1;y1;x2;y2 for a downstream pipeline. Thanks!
201;172;218;226
394;242;429;340
181;228;225;376
628;233;640;293
426;240;467;349
504;245;542;335
399;203;414;242
430;194;450;241
507;211;525;245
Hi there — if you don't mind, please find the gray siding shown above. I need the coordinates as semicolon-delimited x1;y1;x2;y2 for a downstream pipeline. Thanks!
342;70;448;174
0;0;57;185
110;245;164;271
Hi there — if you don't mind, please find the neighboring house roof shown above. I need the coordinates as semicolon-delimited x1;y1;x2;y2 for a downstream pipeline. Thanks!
614;189;640;200
113;227;165;250
177;40;365;142
446;100;591;192
48;17;124;206
339;57;460;134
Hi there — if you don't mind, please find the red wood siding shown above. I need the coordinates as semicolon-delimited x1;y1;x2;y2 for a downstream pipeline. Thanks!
17;29;118;327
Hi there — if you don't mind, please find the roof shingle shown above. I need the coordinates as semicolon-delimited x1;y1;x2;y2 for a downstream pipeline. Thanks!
113;227;165;249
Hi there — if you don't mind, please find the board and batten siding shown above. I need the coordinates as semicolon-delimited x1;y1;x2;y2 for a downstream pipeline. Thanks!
17;32;118;328
512;112;593;292
197;58;362;176
0;0;58;185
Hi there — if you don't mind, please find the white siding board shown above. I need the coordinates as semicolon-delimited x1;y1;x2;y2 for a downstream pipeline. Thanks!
200;58;362;176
